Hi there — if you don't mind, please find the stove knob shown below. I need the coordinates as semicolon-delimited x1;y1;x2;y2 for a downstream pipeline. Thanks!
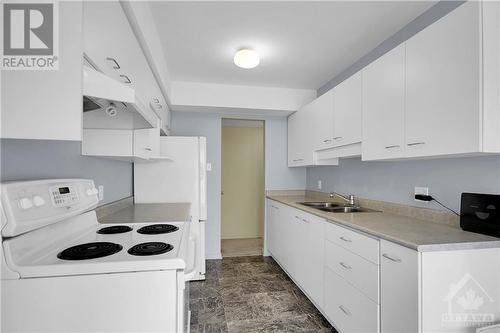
19;197;33;210
33;195;46;207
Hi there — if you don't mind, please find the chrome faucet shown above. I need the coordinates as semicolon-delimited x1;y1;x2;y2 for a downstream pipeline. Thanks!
329;192;355;206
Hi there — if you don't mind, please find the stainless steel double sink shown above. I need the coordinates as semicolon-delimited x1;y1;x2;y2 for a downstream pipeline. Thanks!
298;202;380;213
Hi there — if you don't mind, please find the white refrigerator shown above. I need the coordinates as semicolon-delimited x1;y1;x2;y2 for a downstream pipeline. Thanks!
134;136;207;280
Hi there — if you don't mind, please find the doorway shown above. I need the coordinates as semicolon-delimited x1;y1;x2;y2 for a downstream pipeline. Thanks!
221;119;265;257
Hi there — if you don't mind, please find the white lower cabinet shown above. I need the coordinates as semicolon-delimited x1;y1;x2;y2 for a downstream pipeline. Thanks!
380;240;419;333
324;267;379;333
291;210;325;306
267;201;324;306
266;199;500;333
325;240;379;303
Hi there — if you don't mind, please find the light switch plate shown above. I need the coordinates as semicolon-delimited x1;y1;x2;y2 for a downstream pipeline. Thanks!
206;163;212;171
318;180;322;190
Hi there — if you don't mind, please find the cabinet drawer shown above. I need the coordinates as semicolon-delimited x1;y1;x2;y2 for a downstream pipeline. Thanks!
324;267;379;333
325;240;379;303
325;222;379;264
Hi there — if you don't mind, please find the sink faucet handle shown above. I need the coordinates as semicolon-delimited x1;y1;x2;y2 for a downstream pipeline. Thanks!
348;194;355;206
329;192;335;198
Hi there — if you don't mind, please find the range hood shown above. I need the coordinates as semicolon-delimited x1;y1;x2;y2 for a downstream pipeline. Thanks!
82;66;158;130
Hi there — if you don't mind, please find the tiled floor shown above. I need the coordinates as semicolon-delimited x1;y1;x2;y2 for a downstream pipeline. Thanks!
189;256;337;333
221;238;263;257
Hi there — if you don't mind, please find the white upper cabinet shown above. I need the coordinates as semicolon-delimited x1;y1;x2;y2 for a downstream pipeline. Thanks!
333;72;362;147
362;44;406;161
83;1;169;135
405;1;481;158
82;127;165;163
310;90;335;150
362;1;500;160
1;2;83;141
288;107;314;167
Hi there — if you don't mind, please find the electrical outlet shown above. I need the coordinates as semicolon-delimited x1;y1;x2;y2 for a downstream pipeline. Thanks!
98;185;104;201
317;180;322;190
414;186;429;201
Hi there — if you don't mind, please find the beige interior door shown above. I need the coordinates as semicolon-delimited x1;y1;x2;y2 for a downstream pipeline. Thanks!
221;123;264;239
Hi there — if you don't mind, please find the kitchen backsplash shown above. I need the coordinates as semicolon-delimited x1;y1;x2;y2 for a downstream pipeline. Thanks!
306;156;500;214
0;139;133;205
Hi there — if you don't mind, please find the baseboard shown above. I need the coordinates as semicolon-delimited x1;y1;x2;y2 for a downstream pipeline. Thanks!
206;252;223;260
221;236;263;240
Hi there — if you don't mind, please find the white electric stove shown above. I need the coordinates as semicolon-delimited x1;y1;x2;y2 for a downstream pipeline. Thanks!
1;179;193;333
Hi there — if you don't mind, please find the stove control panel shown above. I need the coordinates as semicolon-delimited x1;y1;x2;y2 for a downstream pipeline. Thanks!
50;184;79;208
1;179;99;237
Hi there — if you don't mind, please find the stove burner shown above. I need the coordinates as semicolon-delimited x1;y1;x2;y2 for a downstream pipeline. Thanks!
97;225;133;234
137;224;179;235
58;242;122;260
128;242;173;256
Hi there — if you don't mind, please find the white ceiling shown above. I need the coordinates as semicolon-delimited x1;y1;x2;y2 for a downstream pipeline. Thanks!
150;1;435;90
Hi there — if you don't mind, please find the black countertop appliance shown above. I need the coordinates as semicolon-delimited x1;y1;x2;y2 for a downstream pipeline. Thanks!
460;193;500;238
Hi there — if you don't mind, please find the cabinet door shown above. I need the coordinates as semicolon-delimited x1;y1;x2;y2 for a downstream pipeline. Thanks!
295;212;324;307
333;72;362;147
310;90;335;150
83;1;166;119
287;112;301;166
267;200;281;258
288;110;313;167
1;2;83;141
134;128;160;160
405;2;481;157
380;240;418;333
283;210;302;278
362;44;405;161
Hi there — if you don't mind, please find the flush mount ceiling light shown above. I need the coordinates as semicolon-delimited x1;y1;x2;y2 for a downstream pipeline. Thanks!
233;49;260;69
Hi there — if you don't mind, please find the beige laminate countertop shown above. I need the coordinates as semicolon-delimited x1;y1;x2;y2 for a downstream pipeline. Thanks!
98;203;192;224
267;195;500;252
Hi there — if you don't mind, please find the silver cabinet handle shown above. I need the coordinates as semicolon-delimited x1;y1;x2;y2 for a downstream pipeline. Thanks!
271;205;279;210
339;262;352;270
295;215;301;220
106;57;120;69
382;253;402;263
333;137;343;140
385;145;400;149
323;139;332;143
407;142;425;147
339;305;351;316
339;236;352;243
120;74;132;83
301;218;309;223
293;158;304;162
144;147;152;151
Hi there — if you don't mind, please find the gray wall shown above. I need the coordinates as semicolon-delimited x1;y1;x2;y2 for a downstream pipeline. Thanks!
306;156;500;213
171;111;306;259
1;139;133;205
318;1;465;96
